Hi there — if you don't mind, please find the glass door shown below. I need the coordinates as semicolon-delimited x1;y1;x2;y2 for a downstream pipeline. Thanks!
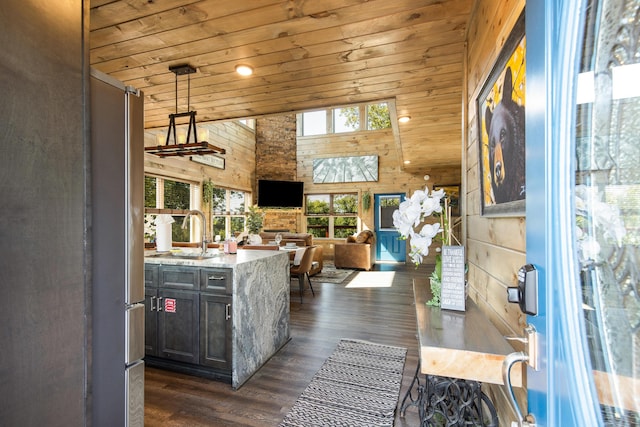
525;0;639;425
574;0;640;423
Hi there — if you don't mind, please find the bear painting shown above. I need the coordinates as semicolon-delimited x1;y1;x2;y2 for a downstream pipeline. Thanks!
484;66;525;204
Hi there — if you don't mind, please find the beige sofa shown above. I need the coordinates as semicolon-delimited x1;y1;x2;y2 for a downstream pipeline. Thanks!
334;230;375;271
259;232;323;276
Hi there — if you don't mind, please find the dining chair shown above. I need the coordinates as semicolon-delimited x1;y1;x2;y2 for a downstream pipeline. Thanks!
289;246;316;303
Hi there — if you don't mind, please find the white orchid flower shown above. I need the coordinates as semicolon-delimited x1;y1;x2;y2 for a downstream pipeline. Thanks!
393;186;449;266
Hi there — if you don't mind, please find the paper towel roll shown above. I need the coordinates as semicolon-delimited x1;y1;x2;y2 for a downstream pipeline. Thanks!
155;214;174;252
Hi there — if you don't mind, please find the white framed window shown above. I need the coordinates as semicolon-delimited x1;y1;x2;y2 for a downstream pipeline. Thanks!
144;175;197;242
298;101;391;136
305;193;358;238
209;187;249;240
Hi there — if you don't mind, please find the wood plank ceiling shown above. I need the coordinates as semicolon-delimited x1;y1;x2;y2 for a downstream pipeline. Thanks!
89;0;473;172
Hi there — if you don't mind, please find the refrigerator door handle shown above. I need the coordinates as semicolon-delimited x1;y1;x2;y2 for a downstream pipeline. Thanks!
125;303;145;365
157;297;163;312
150;296;156;311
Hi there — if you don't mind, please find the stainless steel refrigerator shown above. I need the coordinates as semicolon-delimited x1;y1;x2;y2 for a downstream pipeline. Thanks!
91;68;145;426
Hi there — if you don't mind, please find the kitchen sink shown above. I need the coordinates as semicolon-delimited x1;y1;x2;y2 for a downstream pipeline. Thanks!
146;252;220;261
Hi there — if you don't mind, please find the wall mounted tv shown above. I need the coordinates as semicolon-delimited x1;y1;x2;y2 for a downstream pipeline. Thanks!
257;180;304;208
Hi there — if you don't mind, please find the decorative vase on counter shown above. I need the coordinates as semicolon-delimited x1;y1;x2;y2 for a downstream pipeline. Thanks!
248;234;262;245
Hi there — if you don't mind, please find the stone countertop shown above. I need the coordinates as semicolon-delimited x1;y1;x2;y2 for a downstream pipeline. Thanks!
144;248;287;268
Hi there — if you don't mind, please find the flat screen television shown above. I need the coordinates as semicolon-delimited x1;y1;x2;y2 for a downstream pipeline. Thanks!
257;179;304;208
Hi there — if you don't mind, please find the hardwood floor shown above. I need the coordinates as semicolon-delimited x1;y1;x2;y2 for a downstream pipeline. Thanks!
144;262;432;426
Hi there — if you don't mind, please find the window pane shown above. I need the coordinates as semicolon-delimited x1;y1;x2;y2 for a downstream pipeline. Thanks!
307;216;328;238
171;215;189;242
145;176;156;208
367;102;391;130
302;110;326;136
333;193;358;214
379;195;401;230
230;216;244;237
306;194;330;214
229;190;245;214
212;216;226;240
164;179;190;209
238;118;255;129
334;107;359;133
334;217;357;238
211;187;227;213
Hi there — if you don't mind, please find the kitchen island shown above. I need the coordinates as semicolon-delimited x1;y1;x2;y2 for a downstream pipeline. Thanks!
144;249;290;389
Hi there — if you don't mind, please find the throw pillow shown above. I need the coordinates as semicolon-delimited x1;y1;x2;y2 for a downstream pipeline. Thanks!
355;230;373;244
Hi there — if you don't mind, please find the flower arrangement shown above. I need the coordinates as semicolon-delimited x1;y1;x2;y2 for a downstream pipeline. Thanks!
393;187;461;305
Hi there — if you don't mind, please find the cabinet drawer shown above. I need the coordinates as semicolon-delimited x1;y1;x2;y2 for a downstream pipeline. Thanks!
144;264;159;288
159;266;199;290
200;268;232;294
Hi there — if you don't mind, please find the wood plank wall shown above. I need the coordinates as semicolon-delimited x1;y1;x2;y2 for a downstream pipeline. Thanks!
465;0;527;423
144;121;256;195
144;120;460;262
298;129;461;261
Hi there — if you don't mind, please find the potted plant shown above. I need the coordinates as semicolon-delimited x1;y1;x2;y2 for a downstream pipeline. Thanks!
246;205;264;244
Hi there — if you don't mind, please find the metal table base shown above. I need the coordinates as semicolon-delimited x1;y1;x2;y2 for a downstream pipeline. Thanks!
400;360;499;426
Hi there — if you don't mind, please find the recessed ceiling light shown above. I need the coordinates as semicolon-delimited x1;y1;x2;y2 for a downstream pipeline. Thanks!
398;115;411;123
235;64;254;76
404;160;411;164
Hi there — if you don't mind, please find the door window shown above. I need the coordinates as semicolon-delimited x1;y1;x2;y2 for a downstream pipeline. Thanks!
378;195;401;230
575;0;640;423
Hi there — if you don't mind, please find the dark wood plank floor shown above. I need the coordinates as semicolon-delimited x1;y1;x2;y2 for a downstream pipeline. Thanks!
144;262;432;426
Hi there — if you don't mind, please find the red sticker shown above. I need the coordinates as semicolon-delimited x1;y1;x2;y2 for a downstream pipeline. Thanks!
164;298;176;313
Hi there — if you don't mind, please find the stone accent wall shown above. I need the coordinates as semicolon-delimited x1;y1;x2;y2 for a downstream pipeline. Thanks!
262;209;300;232
255;115;301;231
255;115;297;181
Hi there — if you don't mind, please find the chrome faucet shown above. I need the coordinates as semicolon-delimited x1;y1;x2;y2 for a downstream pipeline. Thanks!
181;210;209;254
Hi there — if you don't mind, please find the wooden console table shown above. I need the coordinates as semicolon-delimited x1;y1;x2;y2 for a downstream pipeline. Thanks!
400;279;522;425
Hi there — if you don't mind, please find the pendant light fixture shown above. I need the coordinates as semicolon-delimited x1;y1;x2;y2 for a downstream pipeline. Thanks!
145;64;226;157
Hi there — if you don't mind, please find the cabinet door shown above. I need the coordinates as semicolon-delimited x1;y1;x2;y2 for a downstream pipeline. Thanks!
158;289;199;364
144;264;159;288
144;288;158;356
200;294;232;371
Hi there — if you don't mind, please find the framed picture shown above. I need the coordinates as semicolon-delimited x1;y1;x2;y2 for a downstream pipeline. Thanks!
434;184;460;217
312;155;378;183
476;10;526;216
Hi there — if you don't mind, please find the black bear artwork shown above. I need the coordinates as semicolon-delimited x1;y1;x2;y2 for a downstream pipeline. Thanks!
485;67;525;204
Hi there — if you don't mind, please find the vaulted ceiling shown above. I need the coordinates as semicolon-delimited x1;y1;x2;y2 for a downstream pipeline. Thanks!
89;0;474;172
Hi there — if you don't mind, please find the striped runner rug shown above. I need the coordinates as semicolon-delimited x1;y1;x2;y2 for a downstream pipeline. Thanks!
280;339;407;427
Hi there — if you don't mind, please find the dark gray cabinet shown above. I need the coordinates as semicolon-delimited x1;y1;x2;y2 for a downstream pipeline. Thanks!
157;288;199;364
199;267;232;371
144;264;200;364
144;263;232;376
200;293;232;370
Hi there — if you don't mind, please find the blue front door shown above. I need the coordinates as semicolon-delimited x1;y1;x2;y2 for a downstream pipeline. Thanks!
525;0;639;425
374;193;406;262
